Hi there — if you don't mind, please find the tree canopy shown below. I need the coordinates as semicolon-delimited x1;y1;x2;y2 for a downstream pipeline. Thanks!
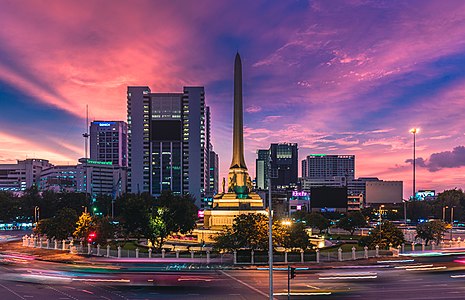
416;220;447;245
337;211;367;235
359;221;405;248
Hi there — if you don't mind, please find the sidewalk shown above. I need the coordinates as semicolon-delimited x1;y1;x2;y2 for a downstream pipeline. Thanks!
0;240;88;263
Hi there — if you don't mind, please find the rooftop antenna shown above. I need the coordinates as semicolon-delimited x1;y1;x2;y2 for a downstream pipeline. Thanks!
82;104;89;159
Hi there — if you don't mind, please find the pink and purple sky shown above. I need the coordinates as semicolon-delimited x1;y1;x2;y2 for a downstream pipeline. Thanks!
1;0;465;198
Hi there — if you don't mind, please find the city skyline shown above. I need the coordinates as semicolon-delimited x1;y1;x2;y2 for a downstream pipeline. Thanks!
1;1;465;198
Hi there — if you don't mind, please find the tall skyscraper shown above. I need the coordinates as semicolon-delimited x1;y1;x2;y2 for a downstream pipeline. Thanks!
255;143;298;190
255;149;270;190
90;121;128;167
208;149;219;194
127;86;209;206
302;154;355;180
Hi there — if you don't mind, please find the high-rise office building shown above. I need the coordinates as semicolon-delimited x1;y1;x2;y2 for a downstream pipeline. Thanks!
302;154;355;180
256;143;298;190
255;149;269;190
90;121;128;167
127;86;209;206
208;150;219;194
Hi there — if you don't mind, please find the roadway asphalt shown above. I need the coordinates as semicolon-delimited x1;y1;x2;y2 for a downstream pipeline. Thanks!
2;232;465;299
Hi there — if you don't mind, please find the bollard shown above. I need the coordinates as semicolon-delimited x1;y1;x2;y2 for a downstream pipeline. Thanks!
352;247;356;260
316;249;320;263
396;245;401;257
46;239;50;249
364;246;369;259
62;240;66;251
449;240;453;248
148;248;152;258
135;248;139;258
80;241;83;253
88;244;91;255
432;241;436;250
411;242;415;252
190;251;194;259
233;250;237;264
251;250;255;264
160;249;165;258
69;240;74;253
206;250;210;264
176;250;180;259
117;246;121;258
54;239;58;250
284;251;288;264
338;248;342;261
106;245;110;257
22;236;26;247
97;244;101;256
39;237;43;248
401;243;405;253
375;245;379;257
421;242;425;252
300;249;304;263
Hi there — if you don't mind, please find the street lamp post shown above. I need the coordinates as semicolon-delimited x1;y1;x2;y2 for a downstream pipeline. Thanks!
450;206;455;240
34;206;40;224
442;206;448;222
407;128;419;224
268;177;273;300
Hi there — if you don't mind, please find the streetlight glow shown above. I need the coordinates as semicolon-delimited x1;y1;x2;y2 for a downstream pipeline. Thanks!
410;128;419;134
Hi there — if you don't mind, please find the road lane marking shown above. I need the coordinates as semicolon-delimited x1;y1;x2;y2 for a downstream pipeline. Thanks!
47;286;79;300
220;270;270;299
0;283;26;299
274;292;332;296
306;285;321;289
84;282;128;299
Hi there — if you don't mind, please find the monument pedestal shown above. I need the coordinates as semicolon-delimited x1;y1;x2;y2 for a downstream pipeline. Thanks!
204;192;266;230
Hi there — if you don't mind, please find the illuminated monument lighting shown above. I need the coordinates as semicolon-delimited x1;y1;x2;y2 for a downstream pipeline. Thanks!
204;53;266;229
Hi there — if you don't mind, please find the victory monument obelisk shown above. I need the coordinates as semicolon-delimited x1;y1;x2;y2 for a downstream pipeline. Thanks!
204;53;266;230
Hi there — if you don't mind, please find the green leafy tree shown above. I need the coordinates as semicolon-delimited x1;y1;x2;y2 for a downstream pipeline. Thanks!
363;221;405;248
93;216;115;245
35;208;79;240
94;194;113;217
74;212;94;242
213;227;240;252
118;193;152;238
143;191;198;250
214;214;286;251
282;222;311;251
305;212;330;233
0;191;19;222
337;211;367;235
416;220;447;245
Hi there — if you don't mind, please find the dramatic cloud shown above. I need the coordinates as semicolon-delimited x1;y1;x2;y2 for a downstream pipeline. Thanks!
1;0;465;197
407;146;465;172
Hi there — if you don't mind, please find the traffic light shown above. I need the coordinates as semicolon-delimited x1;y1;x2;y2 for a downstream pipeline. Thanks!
88;232;96;243
290;267;296;279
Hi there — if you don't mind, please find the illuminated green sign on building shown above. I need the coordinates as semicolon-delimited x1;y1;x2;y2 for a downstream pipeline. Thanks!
86;160;113;165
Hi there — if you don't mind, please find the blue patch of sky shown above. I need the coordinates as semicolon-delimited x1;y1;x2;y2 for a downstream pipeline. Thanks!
347;53;465;129
0;81;83;141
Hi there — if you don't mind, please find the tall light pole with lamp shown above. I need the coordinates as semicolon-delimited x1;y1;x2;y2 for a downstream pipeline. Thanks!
406;128;419;224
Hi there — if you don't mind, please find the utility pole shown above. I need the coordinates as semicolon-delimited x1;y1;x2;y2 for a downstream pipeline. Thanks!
268;177;273;300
